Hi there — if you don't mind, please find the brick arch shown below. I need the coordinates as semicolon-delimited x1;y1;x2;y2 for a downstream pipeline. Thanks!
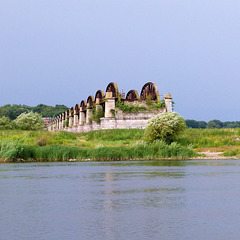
80;100;87;111
126;90;139;101
87;96;94;108
140;82;160;101
75;104;80;115
68;107;74;117
95;90;105;104
106;82;119;98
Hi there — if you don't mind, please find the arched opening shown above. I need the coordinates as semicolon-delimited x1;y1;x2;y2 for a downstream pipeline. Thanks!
87;96;94;108
68;107;74;117
106;82;119;98
79;100;87;125
95;90;105;104
126;90;139;101
140;82;160;101
75;104;80;115
80;100;87;111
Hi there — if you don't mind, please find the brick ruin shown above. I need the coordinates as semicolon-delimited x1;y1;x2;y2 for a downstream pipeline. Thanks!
47;82;173;133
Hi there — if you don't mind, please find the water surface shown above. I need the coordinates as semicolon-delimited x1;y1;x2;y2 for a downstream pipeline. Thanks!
1;159;240;240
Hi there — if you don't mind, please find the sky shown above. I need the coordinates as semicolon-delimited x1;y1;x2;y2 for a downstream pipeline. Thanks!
0;0;240;121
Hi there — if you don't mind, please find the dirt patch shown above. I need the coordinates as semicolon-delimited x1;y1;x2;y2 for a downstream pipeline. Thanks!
198;151;223;157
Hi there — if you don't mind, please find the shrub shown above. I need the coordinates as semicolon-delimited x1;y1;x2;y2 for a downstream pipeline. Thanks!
145;112;186;142
13;112;44;130
0;117;13;129
92;107;104;123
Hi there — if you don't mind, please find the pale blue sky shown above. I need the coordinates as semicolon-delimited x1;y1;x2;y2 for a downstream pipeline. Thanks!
0;0;239;121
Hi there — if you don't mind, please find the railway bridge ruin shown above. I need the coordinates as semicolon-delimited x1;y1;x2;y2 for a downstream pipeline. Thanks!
47;82;173;133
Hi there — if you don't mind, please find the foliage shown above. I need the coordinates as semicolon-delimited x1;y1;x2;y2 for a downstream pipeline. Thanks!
207;120;223;129
0;104;68;120
116;99;166;113
2;127;240;161
85;129;144;141
13;112;45;130
177;128;240;148
0;128;198;161
63;117;69;127
186;119;240;129
0;138;196;161
110;109;115;117
185;120;207;129
0;117;14;129
145;112;186;142
116;101;147;112
91;105;104;123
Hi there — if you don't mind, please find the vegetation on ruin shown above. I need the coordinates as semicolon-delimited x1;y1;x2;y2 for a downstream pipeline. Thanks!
1;127;240;162
115;99;166;113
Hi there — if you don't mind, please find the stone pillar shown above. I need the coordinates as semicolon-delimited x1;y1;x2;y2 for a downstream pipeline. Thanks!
57;119;59;129
164;94;173;113
64;111;68;128
79;108;86;125
62;114;65;129
86;105;93;124
105;92;115;118
52;121;56;131
59;119;62;129
95;98;103;112
73;110;79;126
69;115;73;128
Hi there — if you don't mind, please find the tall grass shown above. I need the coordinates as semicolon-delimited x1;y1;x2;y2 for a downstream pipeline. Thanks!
1;128;240;161
84;129;144;141
0;140;197;161
178;128;240;148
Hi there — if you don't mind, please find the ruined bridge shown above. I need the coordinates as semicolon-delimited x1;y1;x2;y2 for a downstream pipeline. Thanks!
47;82;173;133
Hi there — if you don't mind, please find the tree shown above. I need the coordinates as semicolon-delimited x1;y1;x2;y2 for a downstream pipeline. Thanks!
145;112;186;142
207;120;223;129
0;104;69;119
13;112;45;130
185;119;199;128
198;121;207;129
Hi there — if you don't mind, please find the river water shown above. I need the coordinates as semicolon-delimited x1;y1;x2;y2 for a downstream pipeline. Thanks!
1;160;240;240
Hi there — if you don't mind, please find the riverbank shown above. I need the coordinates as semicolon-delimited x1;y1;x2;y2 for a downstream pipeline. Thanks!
0;128;240;162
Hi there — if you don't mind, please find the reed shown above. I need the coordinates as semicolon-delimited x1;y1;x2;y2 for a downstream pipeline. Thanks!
1;128;240;161
0;140;197;161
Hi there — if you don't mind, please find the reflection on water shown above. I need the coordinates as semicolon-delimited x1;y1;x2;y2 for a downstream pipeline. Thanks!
1;159;240;240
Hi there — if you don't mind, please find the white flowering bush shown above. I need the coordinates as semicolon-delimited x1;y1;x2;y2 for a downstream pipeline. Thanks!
145;112;186;142
14;112;44;130
0;117;13;129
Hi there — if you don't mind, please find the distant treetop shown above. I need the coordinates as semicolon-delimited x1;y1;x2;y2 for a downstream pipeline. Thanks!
0;104;69;120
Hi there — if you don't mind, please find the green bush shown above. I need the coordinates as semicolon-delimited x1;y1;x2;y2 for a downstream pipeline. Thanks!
0;117;14;129
145;112;186;142
13;112;44;130
92;107;104;123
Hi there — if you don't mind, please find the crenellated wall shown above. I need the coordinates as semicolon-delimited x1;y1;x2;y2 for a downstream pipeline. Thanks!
47;82;173;133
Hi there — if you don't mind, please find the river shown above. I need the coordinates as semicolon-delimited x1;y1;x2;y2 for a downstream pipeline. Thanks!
1;159;240;240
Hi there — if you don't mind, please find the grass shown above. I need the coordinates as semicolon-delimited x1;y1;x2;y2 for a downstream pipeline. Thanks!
177;128;240;148
0;128;240;162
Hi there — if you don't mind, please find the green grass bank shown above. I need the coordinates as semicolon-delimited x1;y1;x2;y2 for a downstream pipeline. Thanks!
0;128;240;162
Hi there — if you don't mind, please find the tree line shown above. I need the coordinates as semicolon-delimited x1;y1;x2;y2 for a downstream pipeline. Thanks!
186;119;240;129
0;104;69;120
